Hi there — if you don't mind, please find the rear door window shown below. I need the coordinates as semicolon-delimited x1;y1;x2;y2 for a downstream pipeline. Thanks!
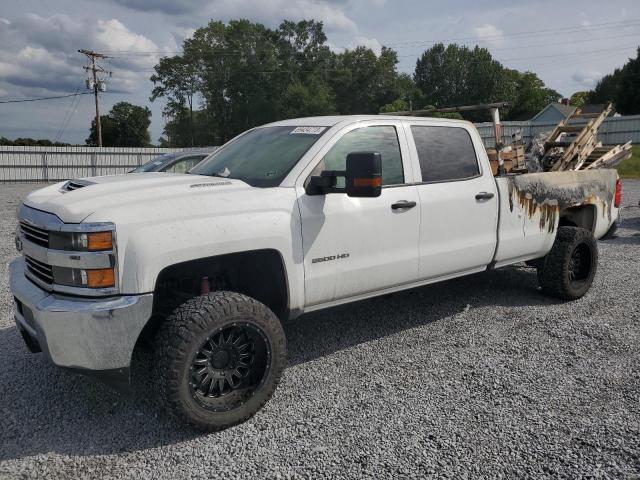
411;126;479;182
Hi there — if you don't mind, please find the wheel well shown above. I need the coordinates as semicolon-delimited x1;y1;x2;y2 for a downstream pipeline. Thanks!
559;205;596;232
141;249;289;343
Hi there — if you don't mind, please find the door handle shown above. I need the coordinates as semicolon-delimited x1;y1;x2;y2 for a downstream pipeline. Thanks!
391;200;417;210
475;192;495;201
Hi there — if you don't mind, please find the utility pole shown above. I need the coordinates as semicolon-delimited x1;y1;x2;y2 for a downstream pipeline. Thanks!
79;49;111;147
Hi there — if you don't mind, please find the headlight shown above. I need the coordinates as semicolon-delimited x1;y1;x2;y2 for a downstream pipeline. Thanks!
53;266;116;289
49;231;113;251
86;232;113;250
86;268;116;288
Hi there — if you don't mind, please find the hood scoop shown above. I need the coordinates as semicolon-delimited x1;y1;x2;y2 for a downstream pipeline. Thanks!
60;179;95;193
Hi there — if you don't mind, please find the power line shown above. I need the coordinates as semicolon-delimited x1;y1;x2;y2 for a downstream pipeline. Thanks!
383;18;640;47
497;44;640;62
55;86;84;143
0;92;93;104
54;87;80;142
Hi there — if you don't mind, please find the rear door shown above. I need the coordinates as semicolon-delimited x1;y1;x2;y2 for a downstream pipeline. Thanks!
297;121;421;306
405;122;498;280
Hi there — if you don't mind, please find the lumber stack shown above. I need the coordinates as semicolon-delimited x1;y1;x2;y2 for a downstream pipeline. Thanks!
487;144;525;175
537;103;632;172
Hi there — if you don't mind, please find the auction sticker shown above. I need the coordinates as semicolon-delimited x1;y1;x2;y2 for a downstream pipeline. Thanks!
290;126;326;135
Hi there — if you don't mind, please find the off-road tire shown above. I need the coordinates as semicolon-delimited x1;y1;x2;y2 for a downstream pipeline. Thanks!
537;226;598;300
154;291;287;431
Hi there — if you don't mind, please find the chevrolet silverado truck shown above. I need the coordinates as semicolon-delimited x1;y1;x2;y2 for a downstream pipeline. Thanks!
10;115;622;430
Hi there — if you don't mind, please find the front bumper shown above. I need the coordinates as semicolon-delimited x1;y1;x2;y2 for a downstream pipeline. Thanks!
9;258;153;390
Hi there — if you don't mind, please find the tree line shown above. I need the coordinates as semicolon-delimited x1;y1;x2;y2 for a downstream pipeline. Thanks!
148;19;566;147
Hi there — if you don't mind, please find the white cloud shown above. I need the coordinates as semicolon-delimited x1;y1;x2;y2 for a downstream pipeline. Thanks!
105;0;359;34
571;70;602;88
472;23;504;47
95;19;158;52
579;12;591;28
218;0;358;33
0;14;164;97
350;36;383;55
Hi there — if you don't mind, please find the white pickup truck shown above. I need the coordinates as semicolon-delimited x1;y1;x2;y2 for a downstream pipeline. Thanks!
10;115;621;430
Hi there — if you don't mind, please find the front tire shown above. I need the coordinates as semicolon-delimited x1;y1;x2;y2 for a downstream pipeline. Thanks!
537;226;598;300
154;291;287;431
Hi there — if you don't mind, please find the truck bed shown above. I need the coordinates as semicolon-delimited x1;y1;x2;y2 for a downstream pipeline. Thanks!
492;169;618;268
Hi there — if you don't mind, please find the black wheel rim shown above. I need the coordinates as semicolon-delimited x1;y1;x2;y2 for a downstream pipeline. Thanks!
189;322;271;412
568;243;592;287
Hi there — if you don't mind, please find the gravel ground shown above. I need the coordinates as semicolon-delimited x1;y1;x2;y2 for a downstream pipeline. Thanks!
1;181;639;479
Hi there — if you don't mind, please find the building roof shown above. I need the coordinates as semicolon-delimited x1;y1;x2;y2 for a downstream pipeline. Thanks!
531;103;577;122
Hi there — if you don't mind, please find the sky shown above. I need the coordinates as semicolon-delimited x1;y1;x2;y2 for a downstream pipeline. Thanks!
0;0;638;145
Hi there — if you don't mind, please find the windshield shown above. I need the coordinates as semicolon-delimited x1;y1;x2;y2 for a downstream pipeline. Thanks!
131;153;175;173
190;126;327;187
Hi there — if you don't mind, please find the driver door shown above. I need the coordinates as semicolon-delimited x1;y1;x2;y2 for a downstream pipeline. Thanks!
297;122;421;307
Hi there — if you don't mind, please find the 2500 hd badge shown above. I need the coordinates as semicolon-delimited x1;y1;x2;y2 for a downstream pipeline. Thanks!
312;253;350;264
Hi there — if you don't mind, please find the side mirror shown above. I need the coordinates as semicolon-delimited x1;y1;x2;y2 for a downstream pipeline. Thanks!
345;152;382;198
307;171;337;195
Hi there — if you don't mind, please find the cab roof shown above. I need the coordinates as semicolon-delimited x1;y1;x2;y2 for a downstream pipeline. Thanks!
266;114;469;128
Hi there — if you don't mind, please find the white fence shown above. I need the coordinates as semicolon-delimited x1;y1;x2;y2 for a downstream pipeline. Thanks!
0;146;191;182
476;114;640;147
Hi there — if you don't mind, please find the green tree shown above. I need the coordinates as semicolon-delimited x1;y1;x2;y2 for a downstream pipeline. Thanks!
150;19;407;142
151;54;200;146
379;99;409;113
0;137;71;146
414;43;560;121
329;46;401;114
150;18;579;140
569;91;589;108
159;108;212;147
414;44;505;109
280;78;335;118
589;47;640;114
504;70;561;120
86;102;151;147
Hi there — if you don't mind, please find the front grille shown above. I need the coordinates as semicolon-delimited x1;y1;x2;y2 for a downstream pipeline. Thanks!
24;255;53;285
19;221;49;248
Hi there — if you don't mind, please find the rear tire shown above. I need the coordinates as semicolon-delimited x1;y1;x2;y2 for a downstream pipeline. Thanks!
154;291;287;431
537;226;597;300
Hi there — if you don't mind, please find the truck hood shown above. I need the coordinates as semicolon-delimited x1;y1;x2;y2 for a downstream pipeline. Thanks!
24;173;253;223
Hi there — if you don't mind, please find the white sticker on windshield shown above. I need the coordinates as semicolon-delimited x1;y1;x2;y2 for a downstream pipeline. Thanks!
290;126;326;135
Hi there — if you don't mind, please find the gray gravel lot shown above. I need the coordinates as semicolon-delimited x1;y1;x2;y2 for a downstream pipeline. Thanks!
1;181;639;479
